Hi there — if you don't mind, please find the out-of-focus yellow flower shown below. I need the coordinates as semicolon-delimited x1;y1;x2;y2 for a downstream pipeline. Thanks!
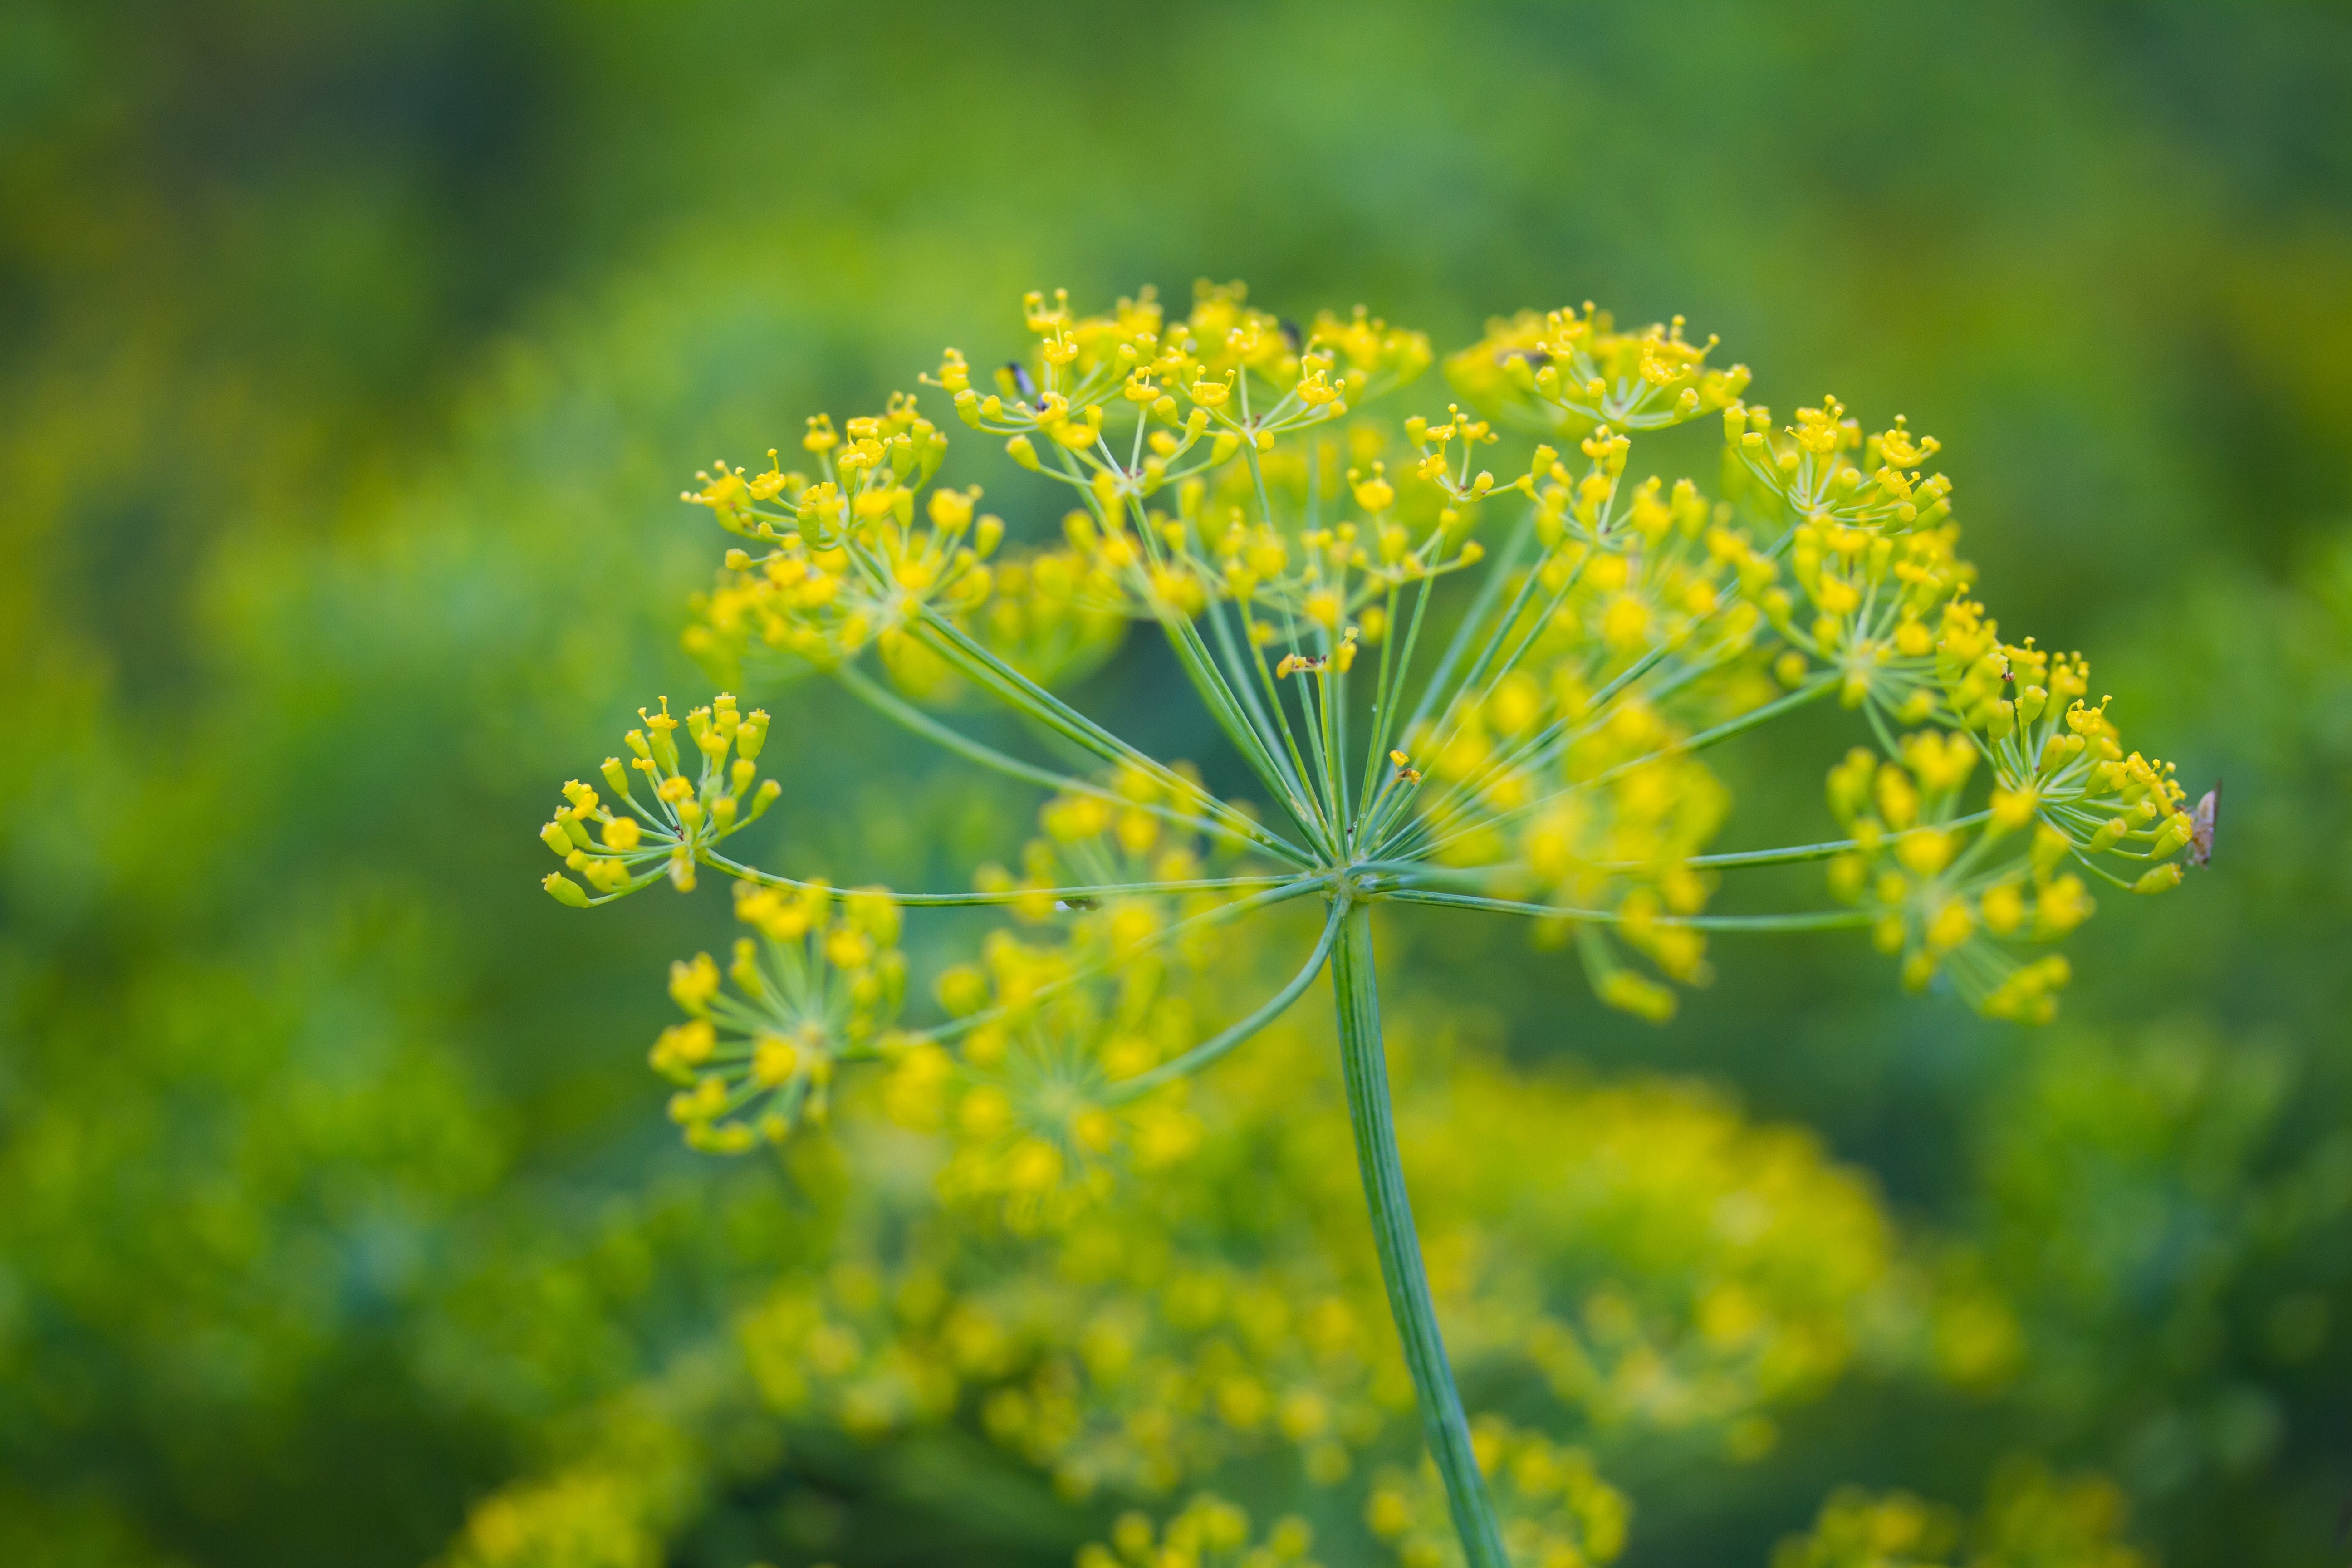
1366;1415;1630;1568
649;878;905;1152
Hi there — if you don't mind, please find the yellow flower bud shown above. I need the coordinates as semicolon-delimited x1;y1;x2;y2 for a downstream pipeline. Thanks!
1896;829;1955;876
936;964;989;1017
928;486;976;530
542;872;591;907
1597;969;1676;1023
1989;787;2037;831
1926;897;1975;951
751;1036;799;1088
669;952;720;1012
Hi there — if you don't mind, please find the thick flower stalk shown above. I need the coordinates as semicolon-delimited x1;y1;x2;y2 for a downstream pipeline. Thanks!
539;282;2197;1568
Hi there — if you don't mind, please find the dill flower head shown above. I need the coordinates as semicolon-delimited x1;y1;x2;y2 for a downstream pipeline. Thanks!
547;277;2204;1122
542;278;2198;1568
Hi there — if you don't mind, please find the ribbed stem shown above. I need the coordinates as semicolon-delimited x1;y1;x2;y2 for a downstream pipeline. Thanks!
1329;898;1507;1568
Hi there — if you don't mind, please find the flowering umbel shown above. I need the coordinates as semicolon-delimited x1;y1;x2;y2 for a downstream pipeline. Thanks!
539;693;779;903
652;880;905;1152
538;282;2197;1568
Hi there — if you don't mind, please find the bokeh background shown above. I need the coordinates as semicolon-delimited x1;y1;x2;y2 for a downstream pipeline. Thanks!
4;2;2350;1564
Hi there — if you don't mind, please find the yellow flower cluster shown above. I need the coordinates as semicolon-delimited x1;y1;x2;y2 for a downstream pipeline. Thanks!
1814;599;2194;1019
1366;1414;1629;1568
1377;425;1781;1017
1726;397;1954;534
1030;429;1493;688
1939;608;2195;889
614;284;2199;1045
1823;738;2082;1020
538;694;779;904
1447;304;1752;433
651;879;905;1152
1381;373;1976;1020
1762;520;1973;720
953;544;1131;692
1080;1493;1319;1568
944;283;1428;512
1773;1486;1959;1568
882;932;1205;1231
1220;419;1477;593
732;1216;1396;1497
864;1263;1367;1488
1408;1062;1895;1426
730;1004;1903;1503
684;279;1428;701
441;986;2098;1568
855;766;1274;1224
443;1396;698;1568
679;395;999;677
691;532;1132;703
1771;1462;2145;1568
927;285;1456;652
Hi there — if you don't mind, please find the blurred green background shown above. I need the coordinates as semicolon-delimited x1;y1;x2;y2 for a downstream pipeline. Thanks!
3;2;2350;1564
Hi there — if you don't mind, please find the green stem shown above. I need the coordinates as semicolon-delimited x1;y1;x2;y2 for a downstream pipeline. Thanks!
1329;898;1507;1568
922;877;1332;1044
907;611;1297;862
1376;886;1872;930
835;663;1293;859
703;850;1298;907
